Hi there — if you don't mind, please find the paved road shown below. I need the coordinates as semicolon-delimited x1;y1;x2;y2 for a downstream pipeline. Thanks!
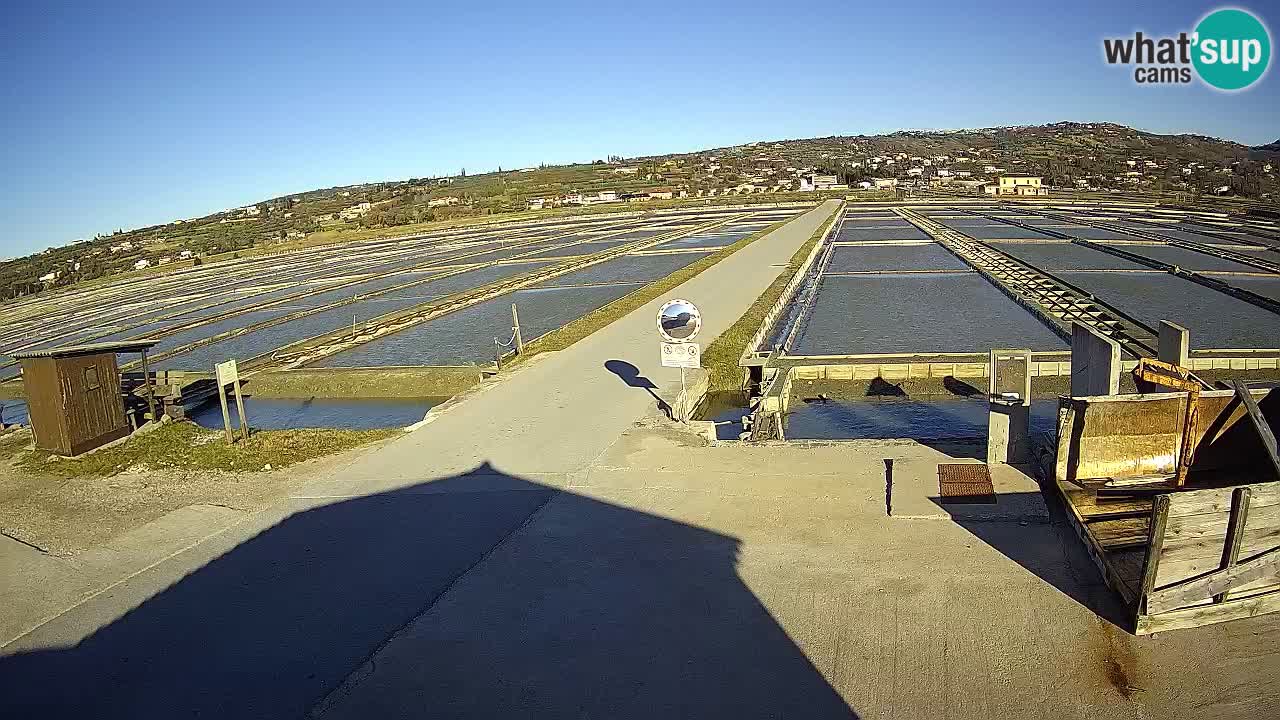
0;200;842;719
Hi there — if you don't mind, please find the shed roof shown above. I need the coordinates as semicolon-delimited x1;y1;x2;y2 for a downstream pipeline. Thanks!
12;340;160;360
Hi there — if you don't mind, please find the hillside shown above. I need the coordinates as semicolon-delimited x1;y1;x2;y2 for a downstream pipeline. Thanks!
4;121;1277;301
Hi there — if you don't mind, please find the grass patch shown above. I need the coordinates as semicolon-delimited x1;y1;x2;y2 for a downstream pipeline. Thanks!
0;429;30;462
16;421;397;478
701;211;838;392
510;214;800;362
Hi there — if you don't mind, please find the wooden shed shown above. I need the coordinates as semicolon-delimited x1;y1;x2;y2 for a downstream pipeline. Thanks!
12;341;159;456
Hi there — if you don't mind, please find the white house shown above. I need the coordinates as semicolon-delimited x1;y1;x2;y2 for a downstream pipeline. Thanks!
799;174;838;191
134;259;151;270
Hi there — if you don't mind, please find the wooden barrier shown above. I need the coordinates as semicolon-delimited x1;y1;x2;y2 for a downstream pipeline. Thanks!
1052;387;1280;633
1137;482;1280;633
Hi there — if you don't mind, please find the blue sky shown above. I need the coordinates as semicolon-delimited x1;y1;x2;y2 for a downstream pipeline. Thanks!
2;0;1276;255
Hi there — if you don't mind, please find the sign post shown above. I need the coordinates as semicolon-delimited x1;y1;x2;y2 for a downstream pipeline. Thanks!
214;359;250;444
657;299;702;422
512;303;524;355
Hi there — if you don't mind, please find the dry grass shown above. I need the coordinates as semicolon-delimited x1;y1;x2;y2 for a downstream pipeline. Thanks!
700;212;837;392
0;421;398;553
16;421;397;478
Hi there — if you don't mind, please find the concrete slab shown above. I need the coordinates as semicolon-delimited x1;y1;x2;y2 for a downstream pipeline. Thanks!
0;503;247;647
890;458;1048;522
308;434;1280;720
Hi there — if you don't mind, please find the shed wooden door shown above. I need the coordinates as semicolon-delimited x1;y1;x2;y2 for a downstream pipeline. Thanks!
57;354;127;453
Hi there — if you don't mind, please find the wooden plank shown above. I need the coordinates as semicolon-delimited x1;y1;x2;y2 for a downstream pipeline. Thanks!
1107;548;1147;599
1154;526;1280;589
1165;502;1280;545
1064;488;1154;521
1226;578;1280;598
1138;495;1170;613
1164;481;1280;518
1232;381;1280;480
1217;487;1253;604
1054;479;1140;609
1090;516;1152;549
1147;546;1280;614
1137;587;1280;635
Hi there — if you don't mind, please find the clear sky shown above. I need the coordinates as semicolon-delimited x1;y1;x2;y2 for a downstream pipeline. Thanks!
2;0;1276;255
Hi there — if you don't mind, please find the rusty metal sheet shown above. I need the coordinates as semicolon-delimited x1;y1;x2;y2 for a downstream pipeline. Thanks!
939;463;995;502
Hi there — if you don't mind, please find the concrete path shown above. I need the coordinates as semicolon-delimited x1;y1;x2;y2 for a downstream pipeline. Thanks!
316;435;1280;720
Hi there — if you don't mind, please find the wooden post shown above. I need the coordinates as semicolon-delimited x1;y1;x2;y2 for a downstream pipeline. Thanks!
215;359;243;445
233;378;249;442
1232;381;1280;480
1138;494;1170;617
219;386;234;444
1215;487;1252;604
511;303;524;355
140;348;157;422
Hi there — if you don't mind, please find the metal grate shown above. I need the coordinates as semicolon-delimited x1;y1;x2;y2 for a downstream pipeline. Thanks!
939;463;995;503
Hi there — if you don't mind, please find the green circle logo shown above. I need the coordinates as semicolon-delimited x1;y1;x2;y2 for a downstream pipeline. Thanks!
1193;8;1271;90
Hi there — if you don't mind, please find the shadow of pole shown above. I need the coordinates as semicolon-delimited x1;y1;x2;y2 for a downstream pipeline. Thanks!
604;359;673;419
0;464;858;719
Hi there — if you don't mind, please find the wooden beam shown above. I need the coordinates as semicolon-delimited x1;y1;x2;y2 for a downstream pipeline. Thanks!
140;349;157;422
1137;589;1280;635
1138;495;1170;615
1215;487;1252;604
1232;381;1280;480
1148;545;1280;614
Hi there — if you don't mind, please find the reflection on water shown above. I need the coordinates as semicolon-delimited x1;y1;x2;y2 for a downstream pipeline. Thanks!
786;396;1057;440
190;397;442;431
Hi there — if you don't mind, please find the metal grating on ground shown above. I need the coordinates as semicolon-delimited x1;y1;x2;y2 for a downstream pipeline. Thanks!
938;463;996;503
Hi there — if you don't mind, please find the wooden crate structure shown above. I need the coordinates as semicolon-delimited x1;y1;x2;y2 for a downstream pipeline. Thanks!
13;341;158;456
1053;388;1280;633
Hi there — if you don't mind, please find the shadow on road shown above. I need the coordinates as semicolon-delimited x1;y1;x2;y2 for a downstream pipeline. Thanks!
604;359;672;419
0;463;858;719
928;491;1132;629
